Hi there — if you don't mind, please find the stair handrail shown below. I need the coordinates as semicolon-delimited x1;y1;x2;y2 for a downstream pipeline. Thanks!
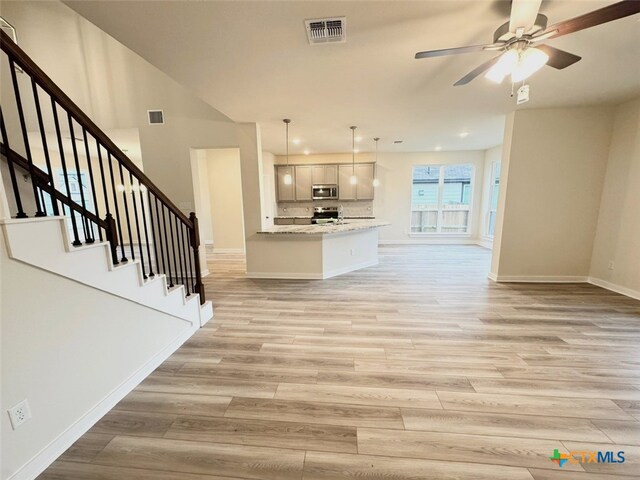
0;30;205;304
0;30;192;228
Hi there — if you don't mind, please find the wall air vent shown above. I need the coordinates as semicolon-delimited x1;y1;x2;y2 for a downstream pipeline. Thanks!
305;17;346;45
147;110;164;125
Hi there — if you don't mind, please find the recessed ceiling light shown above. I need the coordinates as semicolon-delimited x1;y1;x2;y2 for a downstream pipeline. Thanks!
459;132;469;138
355;136;363;142
292;138;301;145
435;145;442;151
303;149;310;155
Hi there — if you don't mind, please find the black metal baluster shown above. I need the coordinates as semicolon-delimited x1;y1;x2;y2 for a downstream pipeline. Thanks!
154;196;168;283
82;128;101;241
0;107;26;218
160;202;175;287
67;115;91;243
106;152;126;262
128;172;146;279
31;78;59;215
51;101;81;246
175;216;186;294
117;163;135;260
168;208;179;288
9;58;44;216
138;181;154;277
181;223;191;296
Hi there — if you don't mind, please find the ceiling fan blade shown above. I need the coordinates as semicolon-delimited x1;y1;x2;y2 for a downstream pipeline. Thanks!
509;0;543;33
454;55;503;86
534;0;640;41
537;45;581;69
415;44;501;59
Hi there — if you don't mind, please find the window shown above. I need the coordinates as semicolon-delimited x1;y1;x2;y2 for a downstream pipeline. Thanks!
411;164;474;234
42;169;97;239
486;161;501;237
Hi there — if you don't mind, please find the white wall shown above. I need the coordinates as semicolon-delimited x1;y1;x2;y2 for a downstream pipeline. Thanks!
0;0;238;217
0;232;194;480
275;151;488;243
590;98;640;297
492;106;614;280
206;148;245;252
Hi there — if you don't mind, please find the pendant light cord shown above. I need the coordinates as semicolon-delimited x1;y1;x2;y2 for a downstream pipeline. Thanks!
283;118;291;167
351;126;357;174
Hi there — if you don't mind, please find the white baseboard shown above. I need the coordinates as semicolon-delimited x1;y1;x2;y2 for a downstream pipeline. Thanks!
246;271;324;279
476;237;493;250
588;277;640;301
323;259;378;279
246;260;378;280
379;239;478;245
8;324;198;480
490;275;589;283
212;248;245;254
487;272;498;282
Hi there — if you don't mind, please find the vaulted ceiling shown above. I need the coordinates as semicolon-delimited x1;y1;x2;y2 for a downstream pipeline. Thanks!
65;1;640;154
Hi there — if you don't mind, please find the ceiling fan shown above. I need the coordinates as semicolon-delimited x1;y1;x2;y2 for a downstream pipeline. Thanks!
415;0;640;86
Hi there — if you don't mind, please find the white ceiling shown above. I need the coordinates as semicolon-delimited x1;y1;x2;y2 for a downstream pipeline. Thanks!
64;1;640;155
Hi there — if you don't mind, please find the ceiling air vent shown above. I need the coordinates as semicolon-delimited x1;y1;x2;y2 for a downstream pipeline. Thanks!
305;17;346;45
147;109;164;125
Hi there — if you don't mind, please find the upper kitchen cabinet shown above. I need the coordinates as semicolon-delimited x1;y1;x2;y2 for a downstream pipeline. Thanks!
338;164;357;200
355;163;375;200
295;165;312;201
312;165;338;185
276;165;295;202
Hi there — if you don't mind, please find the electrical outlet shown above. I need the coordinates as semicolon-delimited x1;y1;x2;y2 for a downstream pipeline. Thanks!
608;261;615;270
8;399;31;430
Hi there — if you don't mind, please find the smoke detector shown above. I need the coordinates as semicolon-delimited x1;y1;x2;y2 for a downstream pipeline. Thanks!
305;17;346;45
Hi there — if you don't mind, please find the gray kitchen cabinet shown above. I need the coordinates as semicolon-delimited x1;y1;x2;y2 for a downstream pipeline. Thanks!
312;165;338;185
274;218;294;225
294;218;312;225
338;164;356;200
276;166;295;202
356;163;375;200
324;165;338;184
295;166;312;201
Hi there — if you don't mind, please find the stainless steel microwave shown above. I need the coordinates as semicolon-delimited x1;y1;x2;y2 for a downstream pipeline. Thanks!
312;185;338;200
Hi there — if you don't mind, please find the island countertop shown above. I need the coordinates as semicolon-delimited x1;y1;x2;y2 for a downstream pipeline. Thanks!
258;219;389;235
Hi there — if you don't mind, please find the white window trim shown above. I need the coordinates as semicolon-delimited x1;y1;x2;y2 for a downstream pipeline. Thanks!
484;160;500;238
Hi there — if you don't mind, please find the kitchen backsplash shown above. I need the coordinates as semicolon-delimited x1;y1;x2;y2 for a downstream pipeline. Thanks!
277;201;374;217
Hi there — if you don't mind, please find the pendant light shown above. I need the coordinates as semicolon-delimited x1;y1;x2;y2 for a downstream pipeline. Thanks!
372;137;380;187
350;126;357;185
283;119;292;185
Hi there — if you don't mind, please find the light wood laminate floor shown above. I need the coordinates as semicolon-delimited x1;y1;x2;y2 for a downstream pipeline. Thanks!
38;245;640;479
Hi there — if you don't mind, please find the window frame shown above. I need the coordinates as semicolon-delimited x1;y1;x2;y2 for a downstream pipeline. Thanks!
409;163;475;236
485;160;501;238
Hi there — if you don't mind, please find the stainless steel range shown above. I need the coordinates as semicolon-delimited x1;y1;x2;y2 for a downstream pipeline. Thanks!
311;206;339;224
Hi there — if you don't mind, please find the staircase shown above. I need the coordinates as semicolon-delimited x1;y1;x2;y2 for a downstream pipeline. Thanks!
0;30;212;326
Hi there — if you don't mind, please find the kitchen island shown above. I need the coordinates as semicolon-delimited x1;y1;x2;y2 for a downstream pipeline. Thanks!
245;220;389;279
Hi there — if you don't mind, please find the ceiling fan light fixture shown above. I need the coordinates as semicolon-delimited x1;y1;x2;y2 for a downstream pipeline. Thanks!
485;50;519;83
511;46;549;82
